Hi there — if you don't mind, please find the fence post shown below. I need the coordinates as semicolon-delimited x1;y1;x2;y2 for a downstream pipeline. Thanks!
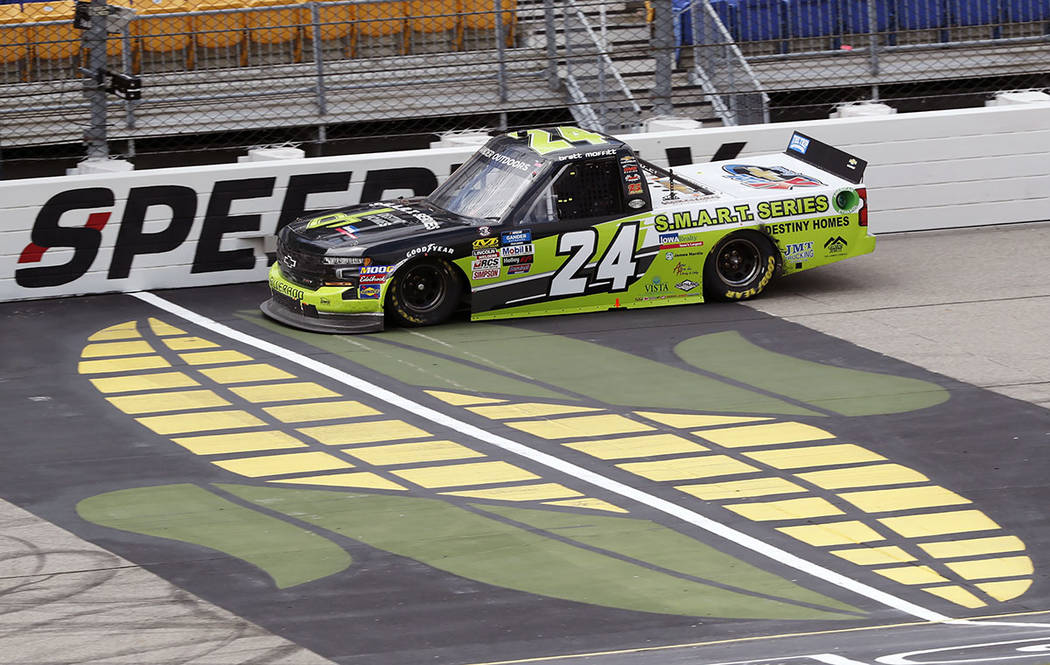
84;0;110;160
121;23;135;129
867;0;880;76
651;0;674;115
543;0;558;89
309;2;328;116
495;0;507;103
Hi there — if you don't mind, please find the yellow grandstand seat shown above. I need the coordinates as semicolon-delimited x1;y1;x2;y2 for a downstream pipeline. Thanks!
310;0;354;60
247;0;304;62
191;0;248;50
459;0;516;46
0;4;29;71
354;1;405;56
132;0;194;71
407;0;458;52
23;2;79;61
23;1;79;80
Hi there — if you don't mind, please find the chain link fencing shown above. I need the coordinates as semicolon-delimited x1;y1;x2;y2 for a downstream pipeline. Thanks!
0;0;1047;175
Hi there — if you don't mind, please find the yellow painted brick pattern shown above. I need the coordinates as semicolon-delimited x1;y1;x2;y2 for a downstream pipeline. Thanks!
89;372;200;393
80;325;620;513
81;325;1037;605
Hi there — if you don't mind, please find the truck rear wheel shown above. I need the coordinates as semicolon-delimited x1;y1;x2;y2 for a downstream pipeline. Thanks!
704;232;777;301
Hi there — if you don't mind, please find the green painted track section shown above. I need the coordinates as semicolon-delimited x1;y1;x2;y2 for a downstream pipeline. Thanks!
76;484;351;589
243;312;820;416
378;324;821;416
248;316;948;418
240;311;572;401
476;503;860;615
674;331;950;416
221;484;859;620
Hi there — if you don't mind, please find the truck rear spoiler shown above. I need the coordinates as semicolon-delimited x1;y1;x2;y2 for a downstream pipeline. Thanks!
784;132;867;184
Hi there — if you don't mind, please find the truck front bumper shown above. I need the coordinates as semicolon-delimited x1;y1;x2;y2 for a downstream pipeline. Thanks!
261;263;386;334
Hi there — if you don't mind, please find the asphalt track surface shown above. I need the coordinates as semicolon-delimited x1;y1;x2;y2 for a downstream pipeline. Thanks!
1;222;1049;665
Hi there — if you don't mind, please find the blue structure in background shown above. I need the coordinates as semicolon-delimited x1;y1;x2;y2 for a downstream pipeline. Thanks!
671;0;1050;51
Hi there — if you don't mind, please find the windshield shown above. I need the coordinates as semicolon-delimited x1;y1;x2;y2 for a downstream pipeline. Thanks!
426;146;541;221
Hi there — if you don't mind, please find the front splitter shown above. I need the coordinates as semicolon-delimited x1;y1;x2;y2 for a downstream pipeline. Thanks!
260;298;384;334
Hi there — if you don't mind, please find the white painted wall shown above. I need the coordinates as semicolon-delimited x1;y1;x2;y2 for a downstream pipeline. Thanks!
2;103;1048;302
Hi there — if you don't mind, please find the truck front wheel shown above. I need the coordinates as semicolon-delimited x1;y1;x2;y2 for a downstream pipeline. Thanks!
386;260;462;327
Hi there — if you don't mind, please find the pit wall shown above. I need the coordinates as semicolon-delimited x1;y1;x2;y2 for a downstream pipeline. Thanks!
2;103;1048;302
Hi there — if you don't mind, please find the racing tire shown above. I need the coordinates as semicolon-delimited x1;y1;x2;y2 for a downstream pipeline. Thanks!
703;232;777;301
386;259;462;327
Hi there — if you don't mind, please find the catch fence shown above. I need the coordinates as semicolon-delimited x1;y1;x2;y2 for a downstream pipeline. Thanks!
0;0;1046;171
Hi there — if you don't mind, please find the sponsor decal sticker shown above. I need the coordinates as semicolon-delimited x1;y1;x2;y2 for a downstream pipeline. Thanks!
473;237;498;249
756;195;829;220
269;277;304;301
501;255;533;266
359;265;391;284
788;133;810;154
358;284;381;299
671;262;697;276
664;251;675;261
659;232;704;250
675;279;699;292
500;243;535;258
824;236;848;256
723;164;824;190
478;226;491;237
406;243;455;258
507;263;531;275
783;241;815;263
653;205;755;233
643;277;669;294
383;202;440;230
478;145;532;172
501;230;532;245
322;256;365;266
472;268;500;280
472;256;500;270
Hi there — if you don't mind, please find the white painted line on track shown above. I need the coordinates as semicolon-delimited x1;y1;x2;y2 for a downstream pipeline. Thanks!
876;636;1050;664
709;654;870;665
132;290;950;623
812;655;871;665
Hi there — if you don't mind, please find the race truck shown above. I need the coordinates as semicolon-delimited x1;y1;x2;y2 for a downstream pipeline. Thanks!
262;126;873;333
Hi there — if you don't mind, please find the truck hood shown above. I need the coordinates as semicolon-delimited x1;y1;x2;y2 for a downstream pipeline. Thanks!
283;200;469;249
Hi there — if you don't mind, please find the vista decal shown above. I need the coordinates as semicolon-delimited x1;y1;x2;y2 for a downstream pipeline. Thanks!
13;168;439;289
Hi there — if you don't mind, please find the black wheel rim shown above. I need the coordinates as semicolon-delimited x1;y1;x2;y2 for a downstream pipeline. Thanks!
400;264;448;313
715;237;762;287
